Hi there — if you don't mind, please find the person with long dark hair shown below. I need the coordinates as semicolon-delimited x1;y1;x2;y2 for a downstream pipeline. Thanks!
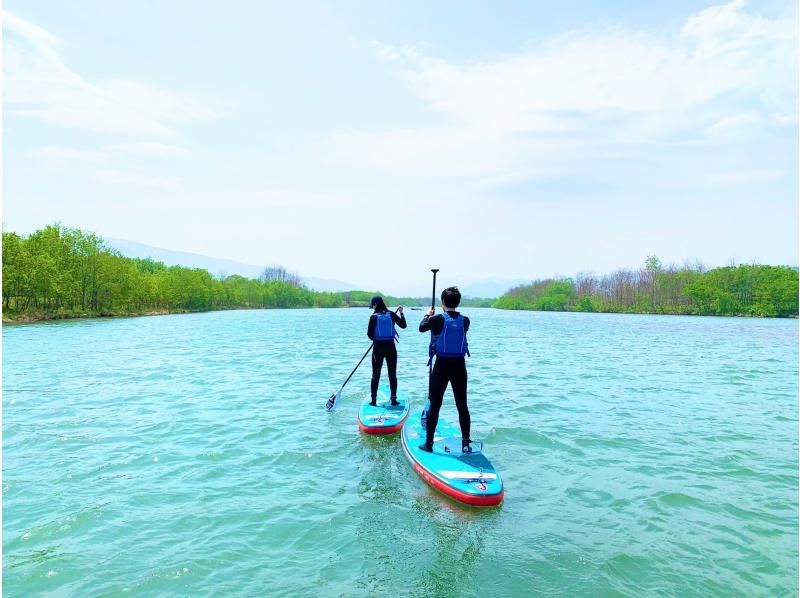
366;295;406;406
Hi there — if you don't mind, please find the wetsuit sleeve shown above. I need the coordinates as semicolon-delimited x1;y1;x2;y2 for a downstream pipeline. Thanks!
392;312;407;329
464;316;470;333
419;314;444;333
367;314;376;340
419;315;432;332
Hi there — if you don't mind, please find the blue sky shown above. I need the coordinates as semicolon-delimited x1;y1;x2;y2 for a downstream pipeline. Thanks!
3;0;797;293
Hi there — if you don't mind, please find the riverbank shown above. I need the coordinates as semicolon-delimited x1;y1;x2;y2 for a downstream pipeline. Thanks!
2;297;489;325
8;303;796;325
3;308;177;324
2;305;345;324
493;305;799;319
2;302;436;324
495;262;798;318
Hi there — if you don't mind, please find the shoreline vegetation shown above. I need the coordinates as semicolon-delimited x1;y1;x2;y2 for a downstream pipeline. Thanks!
2;225;797;323
495;257;798;318
1;224;487;324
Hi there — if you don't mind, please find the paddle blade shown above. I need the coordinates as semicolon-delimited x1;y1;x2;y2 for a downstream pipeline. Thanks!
325;389;341;411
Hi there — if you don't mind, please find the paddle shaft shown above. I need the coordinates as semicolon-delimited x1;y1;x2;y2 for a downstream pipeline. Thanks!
428;268;439;402
430;269;439;309
339;343;373;392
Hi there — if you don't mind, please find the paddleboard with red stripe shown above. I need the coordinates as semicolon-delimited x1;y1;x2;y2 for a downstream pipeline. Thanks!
357;385;410;435
401;411;503;506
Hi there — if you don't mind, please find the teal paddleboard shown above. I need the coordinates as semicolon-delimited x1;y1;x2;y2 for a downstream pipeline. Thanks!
401;410;504;506
357;385;410;435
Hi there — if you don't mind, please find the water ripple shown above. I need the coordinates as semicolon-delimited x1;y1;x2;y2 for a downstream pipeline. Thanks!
3;309;797;596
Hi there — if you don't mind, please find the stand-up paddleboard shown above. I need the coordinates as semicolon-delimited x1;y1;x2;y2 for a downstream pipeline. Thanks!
401;411;504;506
357;385;410;435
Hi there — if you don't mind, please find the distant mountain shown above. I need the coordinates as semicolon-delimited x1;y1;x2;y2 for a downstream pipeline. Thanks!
105;238;522;297
106;239;361;292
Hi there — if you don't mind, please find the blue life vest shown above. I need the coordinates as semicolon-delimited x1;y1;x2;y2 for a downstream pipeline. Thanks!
374;311;398;341
428;312;469;363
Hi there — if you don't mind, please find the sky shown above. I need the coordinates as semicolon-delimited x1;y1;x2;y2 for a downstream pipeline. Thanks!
3;0;798;293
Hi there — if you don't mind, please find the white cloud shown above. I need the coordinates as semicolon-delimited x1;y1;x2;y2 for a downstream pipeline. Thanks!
370;41;401;62
106;143;191;158
2;11;60;57
704;112;761;137
3;10;215;136
336;1;797;183
87;170;181;188
31;145;182;188
31;146;106;163
414;2;794;121
33;142;192;162
177;189;359;210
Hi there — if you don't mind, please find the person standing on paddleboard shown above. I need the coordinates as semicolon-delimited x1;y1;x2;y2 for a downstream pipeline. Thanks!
418;286;471;453
367;296;407;406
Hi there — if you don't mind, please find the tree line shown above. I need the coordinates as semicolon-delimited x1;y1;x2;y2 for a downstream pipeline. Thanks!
494;256;798;317
2;225;348;319
8;226;790;321
1;224;491;321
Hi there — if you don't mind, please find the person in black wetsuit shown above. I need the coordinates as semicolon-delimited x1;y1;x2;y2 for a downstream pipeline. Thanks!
418;286;471;453
367;295;407;406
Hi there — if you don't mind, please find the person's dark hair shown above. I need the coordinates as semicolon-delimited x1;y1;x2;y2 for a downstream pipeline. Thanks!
370;295;388;313
441;286;461;309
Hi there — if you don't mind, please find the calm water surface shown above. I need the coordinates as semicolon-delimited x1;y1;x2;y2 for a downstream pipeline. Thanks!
3;308;798;596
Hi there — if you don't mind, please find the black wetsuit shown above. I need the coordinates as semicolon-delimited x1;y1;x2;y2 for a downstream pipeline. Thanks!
419;312;471;444
367;311;407;399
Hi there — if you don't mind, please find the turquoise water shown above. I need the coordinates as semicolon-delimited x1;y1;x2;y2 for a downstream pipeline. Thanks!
3;308;798;596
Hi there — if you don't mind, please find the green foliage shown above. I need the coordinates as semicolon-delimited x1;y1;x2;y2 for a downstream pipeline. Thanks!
10;228;793;322
495;257;798;318
494;279;575;311
576;296;595;312
340;291;492;309
538;280;575;311
645;255;662;275
2;224;378;320
341;290;429;308
462;298;494;308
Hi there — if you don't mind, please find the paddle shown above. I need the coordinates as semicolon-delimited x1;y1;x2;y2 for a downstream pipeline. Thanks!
429;268;438;379
430;269;438;309
421;268;438;427
429;269;438;380
325;343;373;411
